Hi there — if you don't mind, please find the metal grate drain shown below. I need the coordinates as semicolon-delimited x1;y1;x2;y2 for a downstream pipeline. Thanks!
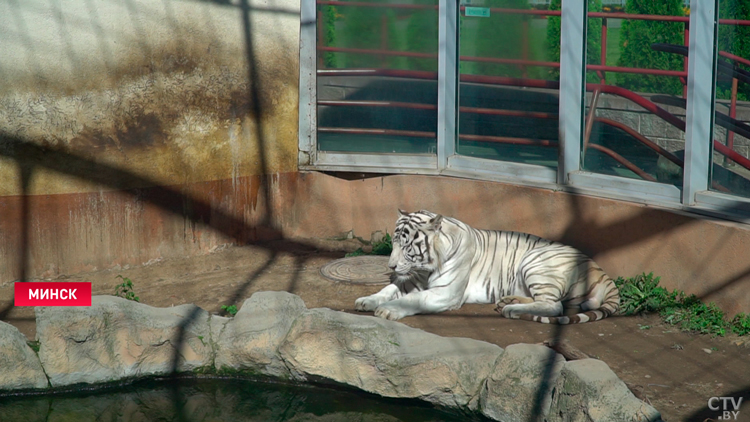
319;255;393;285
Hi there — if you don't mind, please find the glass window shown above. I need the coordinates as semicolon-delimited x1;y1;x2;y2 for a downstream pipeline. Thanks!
315;0;438;154
457;0;559;168
582;1;688;186
710;0;750;198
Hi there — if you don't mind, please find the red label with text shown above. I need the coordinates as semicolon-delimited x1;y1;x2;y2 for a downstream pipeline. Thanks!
14;282;92;306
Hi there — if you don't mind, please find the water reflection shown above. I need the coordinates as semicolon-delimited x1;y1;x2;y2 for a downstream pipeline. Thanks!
0;377;483;422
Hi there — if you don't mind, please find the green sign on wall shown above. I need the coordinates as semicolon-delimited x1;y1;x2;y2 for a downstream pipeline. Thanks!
464;7;490;17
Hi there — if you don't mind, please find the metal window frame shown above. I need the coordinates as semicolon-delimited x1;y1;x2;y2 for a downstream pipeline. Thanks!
298;0;441;173
437;0;457;169
298;0;317;166
297;0;750;224
683;0;718;206
558;0;586;184
559;0;683;206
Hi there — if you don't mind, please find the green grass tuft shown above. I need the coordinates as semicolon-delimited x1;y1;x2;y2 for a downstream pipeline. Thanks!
615;272;748;337
114;275;140;302
221;304;238;316
345;233;393;258
27;340;40;353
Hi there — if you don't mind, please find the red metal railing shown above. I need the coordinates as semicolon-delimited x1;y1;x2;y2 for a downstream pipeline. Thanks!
316;2;750;184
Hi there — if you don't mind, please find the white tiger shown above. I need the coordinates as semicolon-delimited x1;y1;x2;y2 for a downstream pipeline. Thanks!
355;210;620;324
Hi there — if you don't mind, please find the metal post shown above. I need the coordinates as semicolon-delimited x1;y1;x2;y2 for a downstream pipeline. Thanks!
600;17;607;85
583;88;601;153
683;0;718;205
437;0;458;169
522;19;529;79
298;0;318;165
317;10;324;68
558;0;587;184
726;75;738;165
683;21;690;98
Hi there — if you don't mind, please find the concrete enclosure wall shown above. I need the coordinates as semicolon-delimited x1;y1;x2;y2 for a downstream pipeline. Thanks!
0;0;301;278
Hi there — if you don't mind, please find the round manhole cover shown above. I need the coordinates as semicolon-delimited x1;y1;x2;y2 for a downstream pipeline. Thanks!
320;255;393;285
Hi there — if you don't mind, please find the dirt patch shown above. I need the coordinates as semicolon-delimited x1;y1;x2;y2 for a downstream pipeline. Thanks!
2;240;749;422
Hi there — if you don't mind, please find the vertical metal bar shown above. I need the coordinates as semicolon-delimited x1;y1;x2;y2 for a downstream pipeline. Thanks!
683;0;718;205
583;88;601;152
437;0;458;169
380;14;389;68
727;76;738;165
683;22;690;98
600;17;607;85
522;19;529;79
317;10;324;68
298;0;318;165
558;0;587;184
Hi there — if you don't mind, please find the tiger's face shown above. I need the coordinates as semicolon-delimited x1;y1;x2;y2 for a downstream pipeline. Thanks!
389;210;443;278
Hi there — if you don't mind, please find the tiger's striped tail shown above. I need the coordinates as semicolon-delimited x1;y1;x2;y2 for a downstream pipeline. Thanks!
518;309;611;324
517;283;621;325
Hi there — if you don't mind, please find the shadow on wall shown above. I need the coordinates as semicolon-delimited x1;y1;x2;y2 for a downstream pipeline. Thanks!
2;0;750;421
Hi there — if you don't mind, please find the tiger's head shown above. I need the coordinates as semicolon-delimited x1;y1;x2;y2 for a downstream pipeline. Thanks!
389;209;443;279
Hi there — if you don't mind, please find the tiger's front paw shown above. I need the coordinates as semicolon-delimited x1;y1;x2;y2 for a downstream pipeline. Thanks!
355;296;381;312
374;304;407;321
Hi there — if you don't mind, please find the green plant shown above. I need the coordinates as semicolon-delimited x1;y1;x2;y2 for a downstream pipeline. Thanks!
345;233;393;257
114;275;140;302
27;341;40;353
614;272;672;315
662;302;728;336
731;313;750;336
615;272;750;337
371;233;392;255
616;0;685;95
221;304;238;316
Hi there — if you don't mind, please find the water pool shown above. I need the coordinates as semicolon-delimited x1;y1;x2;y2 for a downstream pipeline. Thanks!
0;377;487;422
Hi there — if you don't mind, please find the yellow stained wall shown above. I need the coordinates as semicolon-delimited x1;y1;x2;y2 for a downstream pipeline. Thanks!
0;0;299;195
0;0;301;280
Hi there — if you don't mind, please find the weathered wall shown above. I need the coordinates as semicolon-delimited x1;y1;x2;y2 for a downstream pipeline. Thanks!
0;0;301;279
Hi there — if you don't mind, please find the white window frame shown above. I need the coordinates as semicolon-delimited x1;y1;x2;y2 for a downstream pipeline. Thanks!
298;0;750;224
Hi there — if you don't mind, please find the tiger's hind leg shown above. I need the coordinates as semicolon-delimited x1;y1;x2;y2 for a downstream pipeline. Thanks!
494;295;534;313
498;268;566;319
499;300;564;319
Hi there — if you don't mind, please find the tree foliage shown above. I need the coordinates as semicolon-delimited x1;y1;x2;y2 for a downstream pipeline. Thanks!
321;6;338;68
546;0;603;82
717;0;750;100
404;0;439;71
337;3;400;69
617;0;685;95
460;0;530;77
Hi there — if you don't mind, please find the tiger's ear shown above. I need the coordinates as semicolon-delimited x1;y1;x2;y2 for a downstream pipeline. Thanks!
428;214;443;231
398;209;408;217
